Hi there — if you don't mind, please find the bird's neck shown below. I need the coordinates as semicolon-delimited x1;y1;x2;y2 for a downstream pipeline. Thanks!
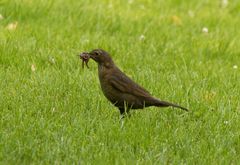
98;61;115;69
98;62;116;79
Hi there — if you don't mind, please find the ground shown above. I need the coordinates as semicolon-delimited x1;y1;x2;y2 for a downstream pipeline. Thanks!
0;0;240;164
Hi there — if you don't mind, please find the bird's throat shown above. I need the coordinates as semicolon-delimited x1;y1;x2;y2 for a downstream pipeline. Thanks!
98;61;114;69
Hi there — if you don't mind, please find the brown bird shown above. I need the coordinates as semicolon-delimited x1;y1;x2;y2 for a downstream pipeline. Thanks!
80;49;188;115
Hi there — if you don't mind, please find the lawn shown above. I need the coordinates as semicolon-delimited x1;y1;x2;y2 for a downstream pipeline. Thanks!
0;0;240;164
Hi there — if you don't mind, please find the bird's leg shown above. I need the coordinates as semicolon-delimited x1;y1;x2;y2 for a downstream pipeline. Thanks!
119;104;131;119
118;108;126;128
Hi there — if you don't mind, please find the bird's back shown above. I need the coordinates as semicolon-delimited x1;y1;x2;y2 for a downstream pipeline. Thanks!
98;65;155;109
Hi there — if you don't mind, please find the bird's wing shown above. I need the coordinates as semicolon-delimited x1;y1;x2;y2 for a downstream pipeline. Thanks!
109;70;152;98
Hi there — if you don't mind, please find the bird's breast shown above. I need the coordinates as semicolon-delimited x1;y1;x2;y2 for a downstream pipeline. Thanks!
98;66;119;102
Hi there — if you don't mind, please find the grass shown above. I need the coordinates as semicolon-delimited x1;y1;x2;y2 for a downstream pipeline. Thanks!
0;0;240;164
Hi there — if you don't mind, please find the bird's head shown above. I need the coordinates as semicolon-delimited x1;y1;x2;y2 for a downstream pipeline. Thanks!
89;49;114;67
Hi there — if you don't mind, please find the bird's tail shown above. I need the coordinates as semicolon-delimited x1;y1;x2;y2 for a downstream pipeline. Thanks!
150;98;188;111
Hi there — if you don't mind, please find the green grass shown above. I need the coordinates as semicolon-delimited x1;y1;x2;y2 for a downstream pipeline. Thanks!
0;0;240;164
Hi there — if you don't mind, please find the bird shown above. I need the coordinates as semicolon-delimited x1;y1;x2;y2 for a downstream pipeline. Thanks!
81;49;188;115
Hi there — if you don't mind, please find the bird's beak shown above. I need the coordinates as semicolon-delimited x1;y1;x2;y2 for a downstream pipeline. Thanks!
88;52;96;60
78;52;96;62
88;52;93;57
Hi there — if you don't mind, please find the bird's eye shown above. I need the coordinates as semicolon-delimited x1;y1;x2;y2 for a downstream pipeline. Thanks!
95;51;100;56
